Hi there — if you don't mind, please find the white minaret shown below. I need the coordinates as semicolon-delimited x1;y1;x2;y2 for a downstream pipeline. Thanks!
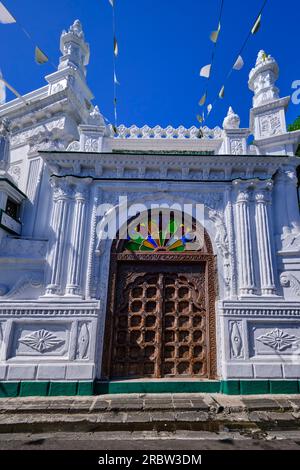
249;50;300;155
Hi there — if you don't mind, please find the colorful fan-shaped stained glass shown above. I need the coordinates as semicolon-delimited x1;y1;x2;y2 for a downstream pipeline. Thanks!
124;213;199;252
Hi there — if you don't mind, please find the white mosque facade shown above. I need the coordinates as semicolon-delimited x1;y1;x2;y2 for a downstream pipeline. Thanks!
0;21;300;395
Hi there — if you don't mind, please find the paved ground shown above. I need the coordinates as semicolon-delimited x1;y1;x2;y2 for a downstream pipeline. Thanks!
1;394;300;450
1;431;300;450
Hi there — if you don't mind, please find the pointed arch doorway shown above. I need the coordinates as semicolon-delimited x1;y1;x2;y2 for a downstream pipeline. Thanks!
101;210;217;380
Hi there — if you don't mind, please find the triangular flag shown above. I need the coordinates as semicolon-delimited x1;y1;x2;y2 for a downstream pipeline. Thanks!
219;85;225;99
200;64;211;79
109;0;114;6
251;14;261;34
233;55;244;71
210;22;221;43
114;36;118;57
198;93;207;106
114;71;120;85
0;2;16;24
0;71;6;105
35;46;49;65
196;114;203;124
207;104;213;115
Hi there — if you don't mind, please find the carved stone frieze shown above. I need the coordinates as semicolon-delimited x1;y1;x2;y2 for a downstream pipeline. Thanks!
0;275;44;300
230;321;244;359
257;328;299;352
76;322;90;359
280;272;300;297
18;329;64;353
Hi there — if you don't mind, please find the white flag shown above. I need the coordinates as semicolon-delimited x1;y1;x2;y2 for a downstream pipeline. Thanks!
109;0;114;6
219;85;225;99
114;71;120;85
0;73;6;105
251;14;262;35
207;104;213;115
114;36;118;57
233;55;244;71
0;2;16;24
200;64;211;79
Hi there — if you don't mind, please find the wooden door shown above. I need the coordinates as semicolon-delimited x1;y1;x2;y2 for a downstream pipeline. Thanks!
103;257;216;380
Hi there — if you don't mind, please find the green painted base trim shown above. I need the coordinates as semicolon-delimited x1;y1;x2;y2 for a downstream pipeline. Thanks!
77;382;94;396
48;382;77;397
220;380;240;395
20;382;49;397
95;381;220;395
0;380;300;397
0;382;19;398
270;380;299;394
240;380;270;395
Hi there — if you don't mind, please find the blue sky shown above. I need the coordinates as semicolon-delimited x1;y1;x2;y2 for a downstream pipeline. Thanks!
0;0;299;130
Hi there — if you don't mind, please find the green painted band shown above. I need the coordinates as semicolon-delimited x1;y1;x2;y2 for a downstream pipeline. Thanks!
0;380;300;397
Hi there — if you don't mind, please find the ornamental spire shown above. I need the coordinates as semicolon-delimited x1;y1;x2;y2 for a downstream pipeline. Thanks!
58;20;90;78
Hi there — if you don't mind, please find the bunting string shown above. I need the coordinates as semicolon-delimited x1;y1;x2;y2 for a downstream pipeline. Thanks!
203;0;269;123
0;1;57;105
0;2;55;67
109;0;119;132
197;0;225;124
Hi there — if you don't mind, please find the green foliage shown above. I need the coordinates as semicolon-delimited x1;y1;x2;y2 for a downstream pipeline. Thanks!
288;116;300;156
288;116;300;132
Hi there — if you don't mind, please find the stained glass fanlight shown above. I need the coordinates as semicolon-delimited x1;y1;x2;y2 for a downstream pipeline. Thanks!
124;211;201;252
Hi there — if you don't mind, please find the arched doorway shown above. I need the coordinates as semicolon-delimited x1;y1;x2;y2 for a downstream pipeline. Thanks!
101;210;217;380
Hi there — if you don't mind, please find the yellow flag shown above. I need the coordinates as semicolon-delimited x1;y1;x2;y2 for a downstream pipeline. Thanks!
198;93;207;106
196;114;203;124
210;22;221;43
219;85;225;99
0;2;16;24
35;46;49;65
114;36;118;57
251;14;261;34
200;64;211;78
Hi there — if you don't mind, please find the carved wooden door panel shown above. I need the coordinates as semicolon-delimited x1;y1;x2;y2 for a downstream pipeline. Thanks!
107;261;215;380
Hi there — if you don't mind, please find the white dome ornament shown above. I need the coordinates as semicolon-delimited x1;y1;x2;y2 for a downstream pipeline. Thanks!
223;107;241;130
248;50;280;108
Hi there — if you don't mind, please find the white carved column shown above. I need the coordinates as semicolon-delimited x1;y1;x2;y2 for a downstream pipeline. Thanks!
233;181;256;295
254;181;276;295
45;177;73;296
274;170;290;241
66;178;92;296
284;167;300;232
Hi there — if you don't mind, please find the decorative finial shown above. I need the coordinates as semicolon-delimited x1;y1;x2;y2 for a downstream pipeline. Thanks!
256;50;268;66
88;105;105;126
223;107;240;130
249;50;279;107
69;20;84;39
58;19;90;77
